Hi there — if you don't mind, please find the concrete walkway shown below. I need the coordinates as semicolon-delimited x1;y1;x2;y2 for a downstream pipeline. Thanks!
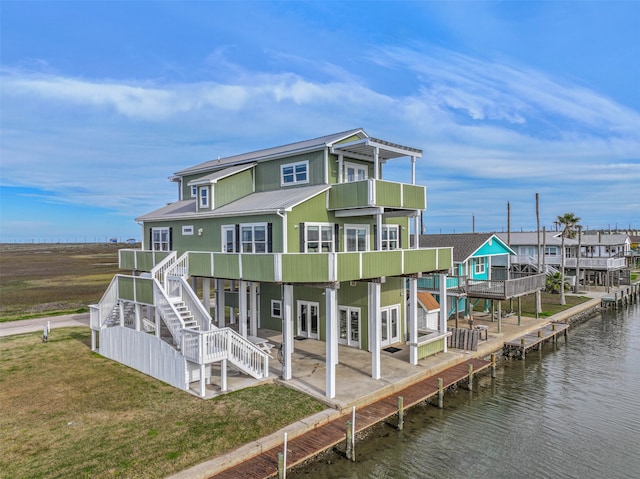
0;312;89;338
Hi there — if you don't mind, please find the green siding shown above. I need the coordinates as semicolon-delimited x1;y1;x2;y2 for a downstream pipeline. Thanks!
240;254;276;282
259;283;283;330
402;184;426;209
117;276;153;304
286;192;331;253
214;169;254;208
254;150;325;192
281;254;330;283
418;338;445;359
375;180;402;208
328;181;370;209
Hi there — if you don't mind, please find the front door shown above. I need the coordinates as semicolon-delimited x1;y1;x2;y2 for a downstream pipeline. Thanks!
380;304;400;347
339;307;360;347
297;301;319;339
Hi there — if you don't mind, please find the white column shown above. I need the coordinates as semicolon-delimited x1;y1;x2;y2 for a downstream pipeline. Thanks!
439;273;448;353
414;213;420;249
230;280;236;324
239;280;248;338
325;286;338;399
369;281;381;380
216;279;226;328
338;154;344;183
199;364;206;398
409;278;418;365
135;303;142;331
155;306;161;338
202;277;211;322
220;358;228;392
119;302;125;327
411;155;416;185
376;212;383;251
282;285;294;380
373;147;379;180
250;282;258;337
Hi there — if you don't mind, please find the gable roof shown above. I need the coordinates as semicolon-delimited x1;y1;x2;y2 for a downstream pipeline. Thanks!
187;163;256;186
418;233;514;262
417;291;440;311
175;129;367;177
497;231;577;247
137;184;330;222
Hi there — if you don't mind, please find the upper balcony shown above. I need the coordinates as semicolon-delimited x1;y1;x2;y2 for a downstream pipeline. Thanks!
328;179;426;212
119;247;452;284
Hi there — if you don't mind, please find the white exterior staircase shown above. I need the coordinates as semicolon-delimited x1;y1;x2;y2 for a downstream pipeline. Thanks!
90;252;270;397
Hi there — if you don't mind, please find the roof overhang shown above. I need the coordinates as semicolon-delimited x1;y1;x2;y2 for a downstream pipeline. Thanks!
330;137;422;163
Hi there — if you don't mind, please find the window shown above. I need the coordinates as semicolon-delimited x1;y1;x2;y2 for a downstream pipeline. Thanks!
345;225;369;252
221;225;236;252
382;225;399;250
271;300;282;318
345;162;367;182
545;246;558;255
305;223;334;252
281;160;309;186
473;258;486;275
151;227;171;251
199;186;209;208
191;185;197;198
241;224;267;253
182;225;194;236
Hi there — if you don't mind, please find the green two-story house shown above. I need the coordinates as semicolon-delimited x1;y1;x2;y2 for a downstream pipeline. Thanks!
91;128;452;398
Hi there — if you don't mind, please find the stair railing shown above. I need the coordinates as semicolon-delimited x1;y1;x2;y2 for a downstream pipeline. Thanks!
90;275;120;330
153;279;187;345
162;252;189;289
150;251;178;286
173;276;213;331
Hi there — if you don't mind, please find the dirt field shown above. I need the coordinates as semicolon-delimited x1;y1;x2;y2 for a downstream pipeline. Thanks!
0;243;129;321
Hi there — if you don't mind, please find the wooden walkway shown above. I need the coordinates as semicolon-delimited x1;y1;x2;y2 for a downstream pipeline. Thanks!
503;322;569;359
209;358;490;479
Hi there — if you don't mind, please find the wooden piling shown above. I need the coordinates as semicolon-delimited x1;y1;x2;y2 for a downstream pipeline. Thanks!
521;338;526;360
277;453;284;479
438;378;444;409
397;396;404;431
491;353;496;379
345;421;353;460
467;363;474;391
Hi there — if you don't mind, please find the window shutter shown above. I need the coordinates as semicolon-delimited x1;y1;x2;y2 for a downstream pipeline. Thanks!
398;226;402;249
149;228;153;251
373;224;378;251
235;224;240;253
169;227;173;250
267;223;273;253
334;223;340;252
299;223;305;253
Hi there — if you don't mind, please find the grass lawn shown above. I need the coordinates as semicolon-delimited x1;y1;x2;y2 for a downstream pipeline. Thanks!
0;328;325;479
496;291;593;317
0;243;125;321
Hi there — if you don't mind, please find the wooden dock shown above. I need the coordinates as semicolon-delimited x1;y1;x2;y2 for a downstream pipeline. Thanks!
601;284;640;310
209;358;490;479
503;322;570;359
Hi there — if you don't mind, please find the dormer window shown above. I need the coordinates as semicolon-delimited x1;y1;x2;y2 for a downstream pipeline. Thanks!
281;160;309;186
199;186;209;208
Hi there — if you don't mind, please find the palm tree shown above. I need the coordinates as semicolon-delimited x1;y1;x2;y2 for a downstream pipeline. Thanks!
557;212;581;305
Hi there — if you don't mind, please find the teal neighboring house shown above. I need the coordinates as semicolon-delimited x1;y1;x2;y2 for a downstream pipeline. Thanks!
417;233;515;317
90;129;453;399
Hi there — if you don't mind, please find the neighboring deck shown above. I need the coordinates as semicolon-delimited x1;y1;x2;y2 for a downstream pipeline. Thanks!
503;323;570;359
209;358;490;479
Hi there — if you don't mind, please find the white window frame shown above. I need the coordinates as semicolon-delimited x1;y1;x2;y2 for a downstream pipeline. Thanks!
151;227;171;251
474;258;486;275
344;224;369;252
344;161;368;182
338;306;360;348
182;225;194;236
281;160;309;186
240;223;267;253
271;299;282;319
305;223;334;253
199;186;209;208
191;185;197;198
381;225;399;250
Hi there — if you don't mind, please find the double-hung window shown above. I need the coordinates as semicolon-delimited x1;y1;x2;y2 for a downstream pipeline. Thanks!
473;258;486;275
281;160;309;186
191;185;197;198
199;186;209;208
151;227;171;251
305;224;334;252
241;224;267;253
345;224;369;252
381;225;399;250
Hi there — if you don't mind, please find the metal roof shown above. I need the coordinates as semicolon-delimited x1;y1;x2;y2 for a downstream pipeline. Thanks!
137;184;330;222
418;233;513;262
187;162;256;186
174;128;422;177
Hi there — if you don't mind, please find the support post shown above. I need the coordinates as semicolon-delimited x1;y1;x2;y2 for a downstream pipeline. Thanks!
491;353;496;378
397;396;404;431
467;363;474;391
216;279;226;328
369;281;381;380
325;286;338;399
438;377;444;408
439;273;448;353
250;282;258;337
497;300;502;334
517;296;522;326
521;338;526;360
221;358;228;392
346;421;353;460
408;278;418;365
282;284;294;380
202;277;211;322
239;280;248;338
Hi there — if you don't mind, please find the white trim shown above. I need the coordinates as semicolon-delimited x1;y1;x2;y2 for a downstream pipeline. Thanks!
338;305;361;348
182;225;194;236
344;161;368;182
271;299;282;318
304;222;335;253
344;224;370;252
198;186;210;209
221;225;236;253
240;223;268;253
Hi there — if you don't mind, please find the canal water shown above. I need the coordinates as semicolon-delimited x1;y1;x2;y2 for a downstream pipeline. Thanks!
291;302;640;479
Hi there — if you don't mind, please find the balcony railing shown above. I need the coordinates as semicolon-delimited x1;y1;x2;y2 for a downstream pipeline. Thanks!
119;247;452;283
512;254;627;270
328;179;426;210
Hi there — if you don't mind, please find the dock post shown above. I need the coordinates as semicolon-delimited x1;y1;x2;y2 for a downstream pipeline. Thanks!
552;323;557;344
517;297;522;326
521;338;526;360
346;420;353;460
467;363;474;391
491;353;496;378
497;301;502;334
438;378;444;408
397;396;404;431
277;453;284;479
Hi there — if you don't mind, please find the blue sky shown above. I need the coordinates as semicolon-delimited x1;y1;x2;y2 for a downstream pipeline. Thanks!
1;1;638;242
